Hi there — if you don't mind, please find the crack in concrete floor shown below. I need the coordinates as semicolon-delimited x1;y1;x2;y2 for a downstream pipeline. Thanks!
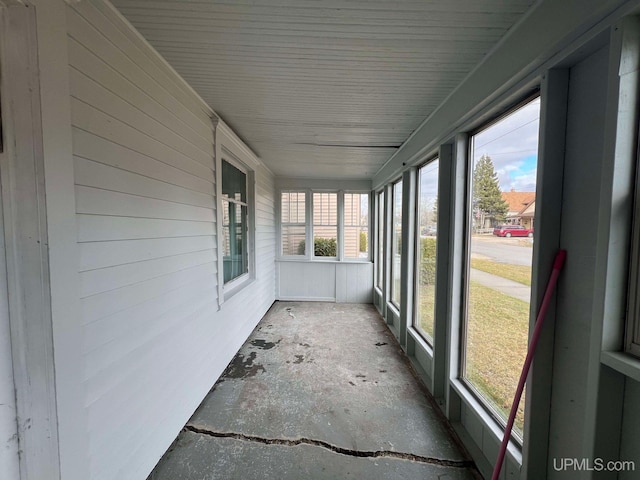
184;424;476;469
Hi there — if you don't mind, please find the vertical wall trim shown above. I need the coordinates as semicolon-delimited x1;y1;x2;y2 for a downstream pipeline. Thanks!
383;184;392;321
587;16;640;471
213;117;225;308
522;69;569;480
337;190;345;262
399;168;416;347
433;143;454;405
306;189;313;261
31;0;88;477
0;8;20;479
615;16;640;353
445;133;468;422
0;3;62;479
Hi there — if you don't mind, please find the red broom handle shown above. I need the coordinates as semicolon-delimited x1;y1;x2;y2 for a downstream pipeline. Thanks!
491;249;567;480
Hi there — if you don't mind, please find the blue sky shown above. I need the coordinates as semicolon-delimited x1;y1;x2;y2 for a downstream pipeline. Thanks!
416;97;540;205
472;97;540;192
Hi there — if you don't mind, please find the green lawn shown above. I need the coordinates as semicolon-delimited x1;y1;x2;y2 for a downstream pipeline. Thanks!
417;280;529;434
467;281;528;434
471;258;532;286
416;284;435;339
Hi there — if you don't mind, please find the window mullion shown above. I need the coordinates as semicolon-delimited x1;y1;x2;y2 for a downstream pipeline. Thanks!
338;191;344;261
306;190;313;261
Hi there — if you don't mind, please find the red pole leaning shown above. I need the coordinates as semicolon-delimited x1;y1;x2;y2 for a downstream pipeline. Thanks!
491;249;567;480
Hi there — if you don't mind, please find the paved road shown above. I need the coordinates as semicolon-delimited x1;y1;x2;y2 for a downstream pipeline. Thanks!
470;235;533;266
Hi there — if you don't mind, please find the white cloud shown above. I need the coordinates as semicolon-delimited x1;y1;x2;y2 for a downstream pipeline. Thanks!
472;98;540;191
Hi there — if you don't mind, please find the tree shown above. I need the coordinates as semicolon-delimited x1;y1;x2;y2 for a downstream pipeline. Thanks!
431;197;438;225
473;154;508;228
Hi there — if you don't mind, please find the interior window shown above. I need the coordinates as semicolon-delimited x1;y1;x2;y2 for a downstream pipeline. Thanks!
391;180;403;307
462;97;540;439
313;192;338;258
344;193;369;259
281;191;306;256
376;190;385;289
414;159;439;343
221;160;249;283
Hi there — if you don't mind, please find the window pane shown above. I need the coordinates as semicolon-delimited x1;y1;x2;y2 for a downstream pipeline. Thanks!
281;191;306;256
282;226;306;256
281;191;306;224
222;200;248;283
391;181;402;306
313;193;337;257
376;191;385;289
463;97;540;439
344;193;369;259
415;160;439;343
222;160;246;203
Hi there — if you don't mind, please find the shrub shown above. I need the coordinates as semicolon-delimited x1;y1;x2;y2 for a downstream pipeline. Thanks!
419;237;437;285
298;237;337;257
314;237;337;256
359;231;368;252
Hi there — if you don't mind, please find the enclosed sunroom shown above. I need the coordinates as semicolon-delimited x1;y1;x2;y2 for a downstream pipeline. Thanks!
2;0;640;479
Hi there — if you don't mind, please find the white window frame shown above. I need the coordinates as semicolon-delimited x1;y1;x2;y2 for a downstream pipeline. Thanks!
626;123;640;358
342;191;371;262
277;189;371;263
216;145;255;303
279;189;310;260
375;189;385;290
220;157;250;284
311;191;339;261
412;157;440;346
460;95;541;445
390;179;403;309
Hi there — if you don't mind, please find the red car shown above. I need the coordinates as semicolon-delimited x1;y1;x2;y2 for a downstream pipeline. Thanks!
493;225;534;238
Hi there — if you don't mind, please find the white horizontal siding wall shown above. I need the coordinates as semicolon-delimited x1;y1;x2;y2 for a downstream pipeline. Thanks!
66;2;275;479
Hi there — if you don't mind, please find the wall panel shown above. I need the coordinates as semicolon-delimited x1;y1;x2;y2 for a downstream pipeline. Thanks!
66;2;275;479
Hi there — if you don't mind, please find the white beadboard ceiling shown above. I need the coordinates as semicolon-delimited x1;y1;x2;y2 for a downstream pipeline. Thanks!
112;0;537;179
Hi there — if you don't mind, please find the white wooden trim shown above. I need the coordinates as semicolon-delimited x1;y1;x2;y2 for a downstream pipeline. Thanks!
278;296;336;302
217;121;262;169
305;189;313;261
276;177;372;192
216;120;259;304
0;4;61;479
0;67;19;480
337;191;345;262
32;0;90;477
214;118;225;308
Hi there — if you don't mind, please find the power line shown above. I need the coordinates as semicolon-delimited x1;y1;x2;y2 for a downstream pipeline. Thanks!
473;117;539;151
478;149;537;157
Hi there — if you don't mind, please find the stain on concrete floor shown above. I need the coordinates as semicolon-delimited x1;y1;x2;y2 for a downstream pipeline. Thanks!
148;302;480;480
250;339;281;350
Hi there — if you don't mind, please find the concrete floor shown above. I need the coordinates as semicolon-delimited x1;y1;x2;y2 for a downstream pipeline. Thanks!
148;302;480;480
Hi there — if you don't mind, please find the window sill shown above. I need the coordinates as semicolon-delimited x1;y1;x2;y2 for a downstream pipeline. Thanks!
386;302;400;317
407;327;434;358
601;351;640;382
276;257;373;264
449;377;524;460
222;275;255;304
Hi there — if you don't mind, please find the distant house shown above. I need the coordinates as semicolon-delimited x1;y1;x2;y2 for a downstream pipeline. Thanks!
516;199;536;230
501;190;535;226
